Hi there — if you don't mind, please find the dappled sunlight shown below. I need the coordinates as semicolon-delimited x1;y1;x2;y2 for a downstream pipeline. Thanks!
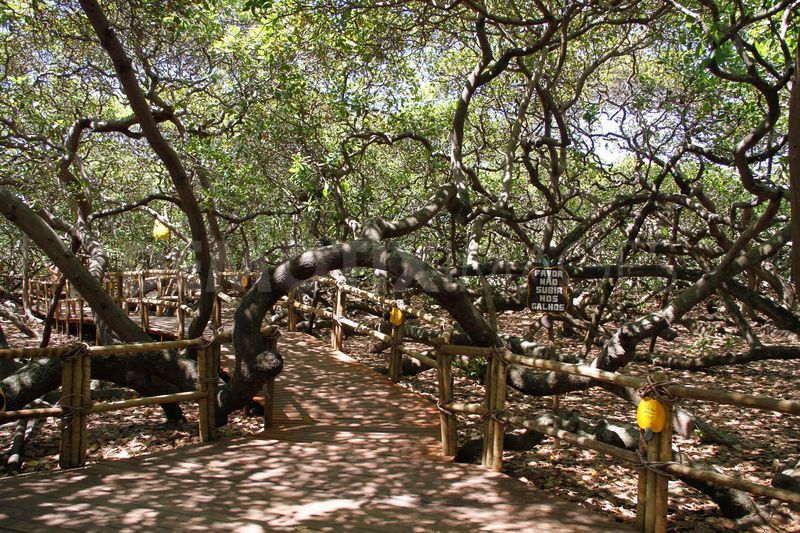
0;331;625;530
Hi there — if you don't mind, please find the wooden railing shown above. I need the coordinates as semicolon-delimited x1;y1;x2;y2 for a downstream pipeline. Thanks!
18;272;800;531
279;275;800;532
437;344;800;532
0;337;220;469
27;270;251;340
0;327;278;469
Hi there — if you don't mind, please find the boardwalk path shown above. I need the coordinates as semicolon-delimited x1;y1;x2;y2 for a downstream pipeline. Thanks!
0;332;628;531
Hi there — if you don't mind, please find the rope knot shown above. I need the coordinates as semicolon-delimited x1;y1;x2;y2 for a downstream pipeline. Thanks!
638;374;679;404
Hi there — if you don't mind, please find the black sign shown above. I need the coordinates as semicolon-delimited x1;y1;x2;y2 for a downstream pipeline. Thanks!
527;268;569;314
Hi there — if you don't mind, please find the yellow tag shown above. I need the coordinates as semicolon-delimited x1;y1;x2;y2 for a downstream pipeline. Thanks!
636;398;666;433
152;220;170;241
389;307;403;326
241;275;249;288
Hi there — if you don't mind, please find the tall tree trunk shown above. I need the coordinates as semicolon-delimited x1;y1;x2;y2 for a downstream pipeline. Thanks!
788;45;800;298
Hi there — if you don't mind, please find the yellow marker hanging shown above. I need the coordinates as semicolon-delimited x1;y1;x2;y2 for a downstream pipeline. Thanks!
636;397;666;433
241;275;249;288
389;307;404;326
152;220;170;241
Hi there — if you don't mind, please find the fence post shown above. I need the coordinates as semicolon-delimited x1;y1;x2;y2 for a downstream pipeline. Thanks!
197;344;218;442
64;280;72;338
156;276;164;316
389;318;404;383
59;345;90;469
262;377;275;430
138;273;149;332
177;273;186;339
287;288;297;332
331;286;345;351
637;371;671;533
78;297;84;342
435;345;457;456
491;350;507;472
481;348;507;472
116;272;124;310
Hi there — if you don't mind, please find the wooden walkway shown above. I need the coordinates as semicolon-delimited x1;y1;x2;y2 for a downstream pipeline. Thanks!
0;332;628;531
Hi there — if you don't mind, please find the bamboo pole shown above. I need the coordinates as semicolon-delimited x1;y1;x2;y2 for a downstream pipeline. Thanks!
287;288;297;332
58;354;74;468
58;347;89;469
398;345;437;368
64;280;71;338
389;323;404;383
0;407;65;422
79;351;91;465
156;276;163;316
655;401;673;532
263;376;275;430
440;401;485;415
115;272;123;314
637;431;648;530
645;429;659;532
320;278;449;328
138;273;149;331
177;273;186;339
78;297;84;341
441;345;800;415
491;354;507;472
482;354;496;468
332;287;345;351
88;391;206;414
197;345;217;442
69;354;84;467
435;346;457;456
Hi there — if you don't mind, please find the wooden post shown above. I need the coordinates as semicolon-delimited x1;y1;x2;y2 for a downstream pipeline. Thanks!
116;272;124;310
156;276;163;316
213;292;222;330
64;281;72;338
637;371;672;533
197;344;218;442
59;346;90;469
177;273;186;339
78;297;84;341
389;322;404;383
482;354;496;468
435;346;457;456
655;401;673;532
331;287;345;351
262;377;275;430
138;273;149;332
637;430;649;530
287;288;297;332
481;349;507;472
491;353;507;472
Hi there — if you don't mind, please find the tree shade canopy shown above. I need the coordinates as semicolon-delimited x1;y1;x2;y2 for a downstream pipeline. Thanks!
1;2;799;519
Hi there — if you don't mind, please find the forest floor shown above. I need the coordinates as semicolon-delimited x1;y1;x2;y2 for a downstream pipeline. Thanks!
1;310;799;532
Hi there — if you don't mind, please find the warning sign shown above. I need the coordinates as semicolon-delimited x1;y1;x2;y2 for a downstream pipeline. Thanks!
527;267;569;314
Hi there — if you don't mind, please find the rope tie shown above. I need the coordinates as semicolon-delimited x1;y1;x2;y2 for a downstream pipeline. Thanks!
482;408;508;424
638;374;679;404
436;400;454;416
61;342;90;360
636;449;680;478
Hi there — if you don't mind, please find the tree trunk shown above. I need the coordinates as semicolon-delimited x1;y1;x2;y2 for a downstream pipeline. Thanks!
788;45;800;297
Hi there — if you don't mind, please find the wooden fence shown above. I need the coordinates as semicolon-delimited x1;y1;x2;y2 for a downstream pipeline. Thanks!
16;272;800;531
0;327;278;470
27;270;249;340
281;275;800;533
